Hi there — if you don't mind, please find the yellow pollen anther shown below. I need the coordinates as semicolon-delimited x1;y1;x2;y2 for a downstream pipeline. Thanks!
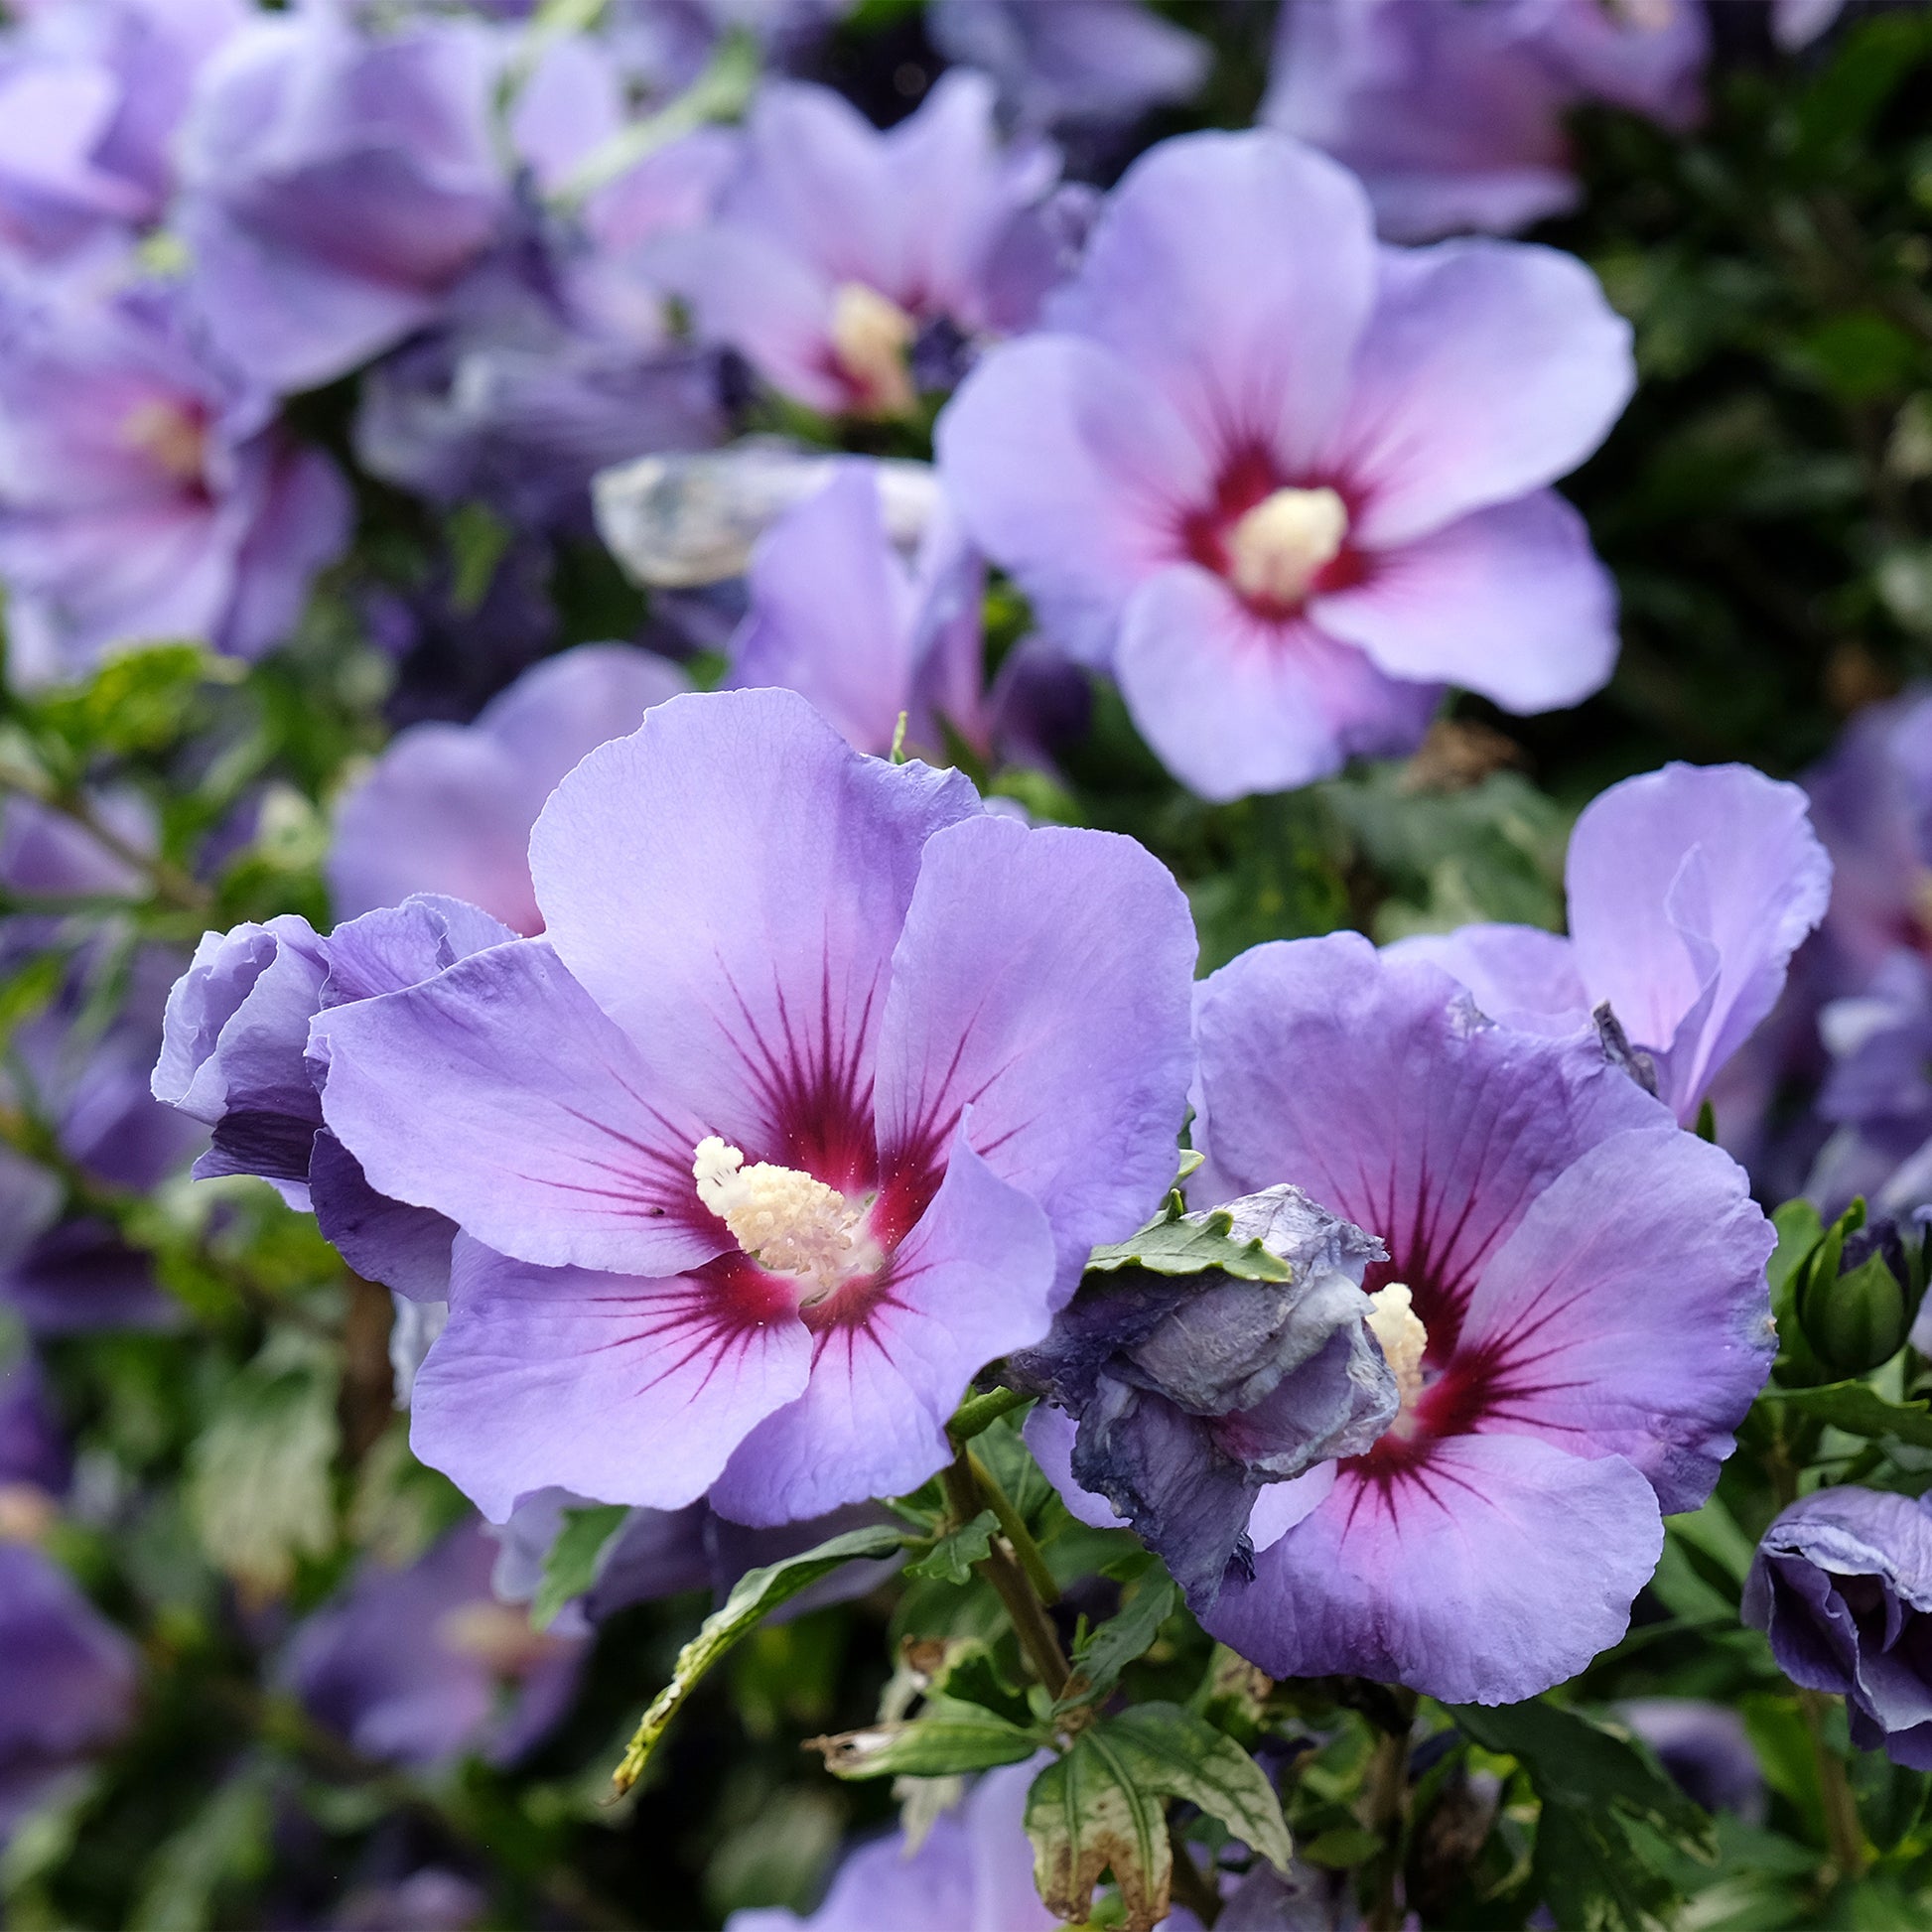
694;1135;870;1295
121;399;207;485
1227;485;1347;608
1367;1283;1429;1412
829;281;917;417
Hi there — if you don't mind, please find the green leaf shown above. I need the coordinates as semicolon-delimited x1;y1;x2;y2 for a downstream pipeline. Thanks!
1768;1199;1827;1304
31;640;233;759
127;1762;273;1932
931;1645;1035;1729
186;1335;340;1597
1453;1699;1715;1931
1098;1703;1293;1874
1086;1201;1291;1282
807;1698;1043;1780
612;1522;908;1792
532;1502;630;1629
1026;1728;1172;1932
1057;1572;1178;1713
1450;1701;1714;1853
1757;1379;1932;1449
906;1509;996;1585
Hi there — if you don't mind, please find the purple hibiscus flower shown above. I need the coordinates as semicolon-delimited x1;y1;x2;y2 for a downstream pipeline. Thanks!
927;0;1209;134
1744;1485;1932;1769
1614;1700;1767;1823
330;644;690;932
1187;933;1775;1704
175;5;511;394
1262;0;1707;244
153;894;515;1302
725;463;987;759
311;688;1197;1525
936;129;1631;800
0;0;243;267
728;1755;1056;1932
1392;761;1832;1125
647;73;1066;416
284;1517;585;1771
0;1541;140;1841
0;278;350;681
1807;951;1932;1215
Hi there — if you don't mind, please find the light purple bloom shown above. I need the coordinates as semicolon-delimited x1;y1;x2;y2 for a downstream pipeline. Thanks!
1262;0;1707;243
284;1517;585;1771
928;0;1209;132
726;464;987;759
312;688;1196;1525
0;1541;139;1843
1804;686;1932;992
1190;933;1775;1704
0;0;243;266
648;73;1064;416
153;895;514;1300
175;6;511;394
937;129;1631;799
0;279;350;681
1774;0;1848;51
728;1755;1055;1932
1811;951;1932;1214
330;644;690;932
0;1355;69;1500
1010;1185;1397;1608
1392;761;1832;1124
1744;1485;1932;1769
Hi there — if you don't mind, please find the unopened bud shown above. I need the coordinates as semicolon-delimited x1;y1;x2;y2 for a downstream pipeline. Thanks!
1798;1205;1918;1379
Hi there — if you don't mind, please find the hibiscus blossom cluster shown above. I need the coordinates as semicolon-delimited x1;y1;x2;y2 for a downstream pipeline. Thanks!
6;1;1932;1927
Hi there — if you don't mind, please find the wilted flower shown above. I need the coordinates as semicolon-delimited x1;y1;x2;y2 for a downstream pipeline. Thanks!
175;5;510;393
1011;1185;1397;1608
284;1518;585;1771
312;689;1196;1525
1392;761;1832;1123
938;129;1631;799
727;1755;1056;1932
1190;932;1775;1703
0;0;241;266
725;463;987;759
648;73;1066;416
0;279;350;681
1262;0;1706;243
1744;1485;1932;1769
330;644;689;932
152;895;515;1300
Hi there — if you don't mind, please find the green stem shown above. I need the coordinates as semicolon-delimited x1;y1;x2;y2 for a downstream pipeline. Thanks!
1361;1691;1417;1932
967;1447;1060;1606
1799;1687;1868;1883
946;1383;1030;1444
941;1446;1069;1698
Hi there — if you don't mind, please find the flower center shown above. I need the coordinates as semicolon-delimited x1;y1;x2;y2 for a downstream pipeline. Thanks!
1366;1282;1429;1415
693;1135;879;1296
436;1601;564;1677
121;398;207;485
0;1482;55;1546
829;281;917;417
1225;485;1346;610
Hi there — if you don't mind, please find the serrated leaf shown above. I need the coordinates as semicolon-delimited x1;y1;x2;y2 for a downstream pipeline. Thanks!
1057;1572;1178;1713
1099;1703;1293;1873
1758;1379;1932;1449
1026;1729;1171;1932
1086;1205;1291;1282
612;1522;907;1792
807;1698;1042;1780
532;1503;630;1629
906;1508;996;1584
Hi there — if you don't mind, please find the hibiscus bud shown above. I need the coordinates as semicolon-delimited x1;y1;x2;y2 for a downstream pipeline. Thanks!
1795;1203;1921;1379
